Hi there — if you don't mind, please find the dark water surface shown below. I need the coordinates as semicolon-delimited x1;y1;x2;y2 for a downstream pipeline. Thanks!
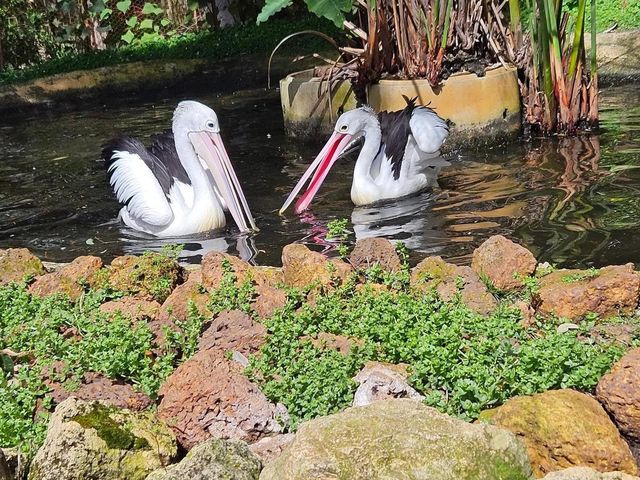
0;83;639;267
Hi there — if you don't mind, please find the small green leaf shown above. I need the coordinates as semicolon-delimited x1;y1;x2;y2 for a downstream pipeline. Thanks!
142;2;163;15
88;0;107;14
126;15;138;27
121;29;135;43
160;18;170;26
141;31;162;42
116;0;132;12
140;18;154;29
0;354;13;378
303;0;353;27
256;0;293;24
99;7;113;20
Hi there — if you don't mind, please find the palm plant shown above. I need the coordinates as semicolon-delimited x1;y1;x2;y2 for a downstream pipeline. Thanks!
503;0;599;134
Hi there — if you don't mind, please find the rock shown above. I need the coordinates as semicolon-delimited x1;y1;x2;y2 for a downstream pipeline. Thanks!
348;238;402;273
515;299;536;327
596;348;640;443
478;389;637;477
411;256;497;315
253;285;287;319
159;270;211;324
145;439;261;480
198;310;266;356
158;348;286;450
260;399;532;480
352;361;424;407
471;235;537;291
0;448;19;480
28;397;177;480
108;254;183;303
28;256;103;300
0;248;45;286
282;244;351;289
201;252;258;290
537;264;640;320
249;434;295;465
100;297;161;321
541;467;640;480
45;372;152;411
201;254;286;318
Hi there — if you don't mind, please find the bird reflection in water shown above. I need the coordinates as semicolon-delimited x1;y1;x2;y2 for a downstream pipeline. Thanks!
120;230;259;263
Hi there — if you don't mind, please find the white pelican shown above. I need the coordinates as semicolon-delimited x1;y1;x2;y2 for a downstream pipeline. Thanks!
102;101;257;236
280;97;449;214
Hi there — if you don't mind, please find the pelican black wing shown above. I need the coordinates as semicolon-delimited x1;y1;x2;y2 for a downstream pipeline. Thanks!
102;132;190;197
149;130;191;187
378;96;417;180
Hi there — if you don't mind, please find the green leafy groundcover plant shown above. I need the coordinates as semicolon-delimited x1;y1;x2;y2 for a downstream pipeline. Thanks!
247;275;632;429
0;250;635;456
0;279;207;455
0;16;341;86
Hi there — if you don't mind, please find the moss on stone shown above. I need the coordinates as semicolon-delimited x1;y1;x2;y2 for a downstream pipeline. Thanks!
108;252;183;303
72;404;140;451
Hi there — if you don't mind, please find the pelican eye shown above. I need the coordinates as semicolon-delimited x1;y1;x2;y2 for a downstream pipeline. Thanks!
206;121;216;129
340;125;348;131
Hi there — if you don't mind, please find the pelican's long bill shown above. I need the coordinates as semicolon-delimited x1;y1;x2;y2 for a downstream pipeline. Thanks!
279;132;353;215
189;131;258;233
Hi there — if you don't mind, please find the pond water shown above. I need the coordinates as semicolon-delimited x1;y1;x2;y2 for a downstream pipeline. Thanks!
0;82;639;267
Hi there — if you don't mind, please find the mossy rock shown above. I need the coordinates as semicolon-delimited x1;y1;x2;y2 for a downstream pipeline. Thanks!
146;438;261;480
28;398;177;480
107;253;184;303
0;248;45;286
478;389;638;477
260;398;532;480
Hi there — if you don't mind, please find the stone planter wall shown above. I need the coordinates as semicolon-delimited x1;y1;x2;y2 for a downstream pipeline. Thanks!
280;65;522;149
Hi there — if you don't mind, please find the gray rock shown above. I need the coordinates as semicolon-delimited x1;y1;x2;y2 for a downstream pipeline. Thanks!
146;439;261;480
260;398;532;480
249;434;295;466
352;361;424;407
28;397;177;480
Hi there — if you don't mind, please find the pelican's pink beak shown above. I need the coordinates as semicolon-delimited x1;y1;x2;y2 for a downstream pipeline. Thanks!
189;131;258;233
279;132;353;215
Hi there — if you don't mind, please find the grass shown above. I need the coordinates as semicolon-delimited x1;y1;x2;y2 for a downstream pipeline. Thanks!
583;0;640;32
0;16;342;86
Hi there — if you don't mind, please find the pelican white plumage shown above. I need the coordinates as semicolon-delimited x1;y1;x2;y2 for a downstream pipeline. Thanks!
280;97;449;214
102;100;256;237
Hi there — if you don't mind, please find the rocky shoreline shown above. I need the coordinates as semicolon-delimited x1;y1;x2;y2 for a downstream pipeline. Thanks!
1;235;640;479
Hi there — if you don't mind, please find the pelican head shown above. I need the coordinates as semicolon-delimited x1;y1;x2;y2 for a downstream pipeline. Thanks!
174;100;257;233
173;100;221;134
279;107;380;215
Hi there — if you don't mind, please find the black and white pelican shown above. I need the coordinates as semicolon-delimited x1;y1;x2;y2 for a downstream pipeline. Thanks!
102;101;256;236
280;97;449;214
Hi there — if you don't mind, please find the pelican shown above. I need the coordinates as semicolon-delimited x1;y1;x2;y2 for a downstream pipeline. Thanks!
102;101;256;237
280;97;449;214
